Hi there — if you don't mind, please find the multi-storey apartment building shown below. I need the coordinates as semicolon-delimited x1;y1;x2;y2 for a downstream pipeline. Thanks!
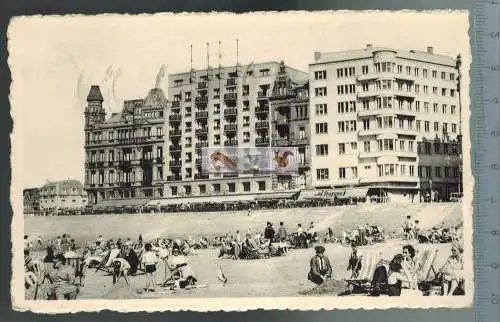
165;61;309;197
309;45;462;202
38;180;88;214
23;188;40;215
84;86;167;204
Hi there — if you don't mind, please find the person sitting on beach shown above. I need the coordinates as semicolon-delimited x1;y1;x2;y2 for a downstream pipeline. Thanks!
165;244;197;289
307;245;332;285
46;253;80;300
439;243;464;296
387;254;413;296
111;257;131;286
141;243;158;293
401;245;418;288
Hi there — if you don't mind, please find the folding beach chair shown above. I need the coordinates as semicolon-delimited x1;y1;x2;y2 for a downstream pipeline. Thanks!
345;249;384;294
95;248;120;273
414;248;440;294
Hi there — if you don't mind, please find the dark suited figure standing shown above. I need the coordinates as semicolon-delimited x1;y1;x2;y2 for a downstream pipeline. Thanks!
308;245;332;285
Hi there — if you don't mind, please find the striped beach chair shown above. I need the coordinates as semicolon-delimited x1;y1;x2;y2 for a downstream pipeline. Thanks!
345;249;384;294
415;248;439;282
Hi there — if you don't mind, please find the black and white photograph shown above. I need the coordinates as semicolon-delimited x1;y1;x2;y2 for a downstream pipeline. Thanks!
9;11;473;312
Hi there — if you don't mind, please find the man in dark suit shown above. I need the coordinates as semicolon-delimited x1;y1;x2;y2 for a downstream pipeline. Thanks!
308;245;332;285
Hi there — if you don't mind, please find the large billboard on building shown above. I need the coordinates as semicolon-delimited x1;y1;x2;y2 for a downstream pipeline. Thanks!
201;147;299;174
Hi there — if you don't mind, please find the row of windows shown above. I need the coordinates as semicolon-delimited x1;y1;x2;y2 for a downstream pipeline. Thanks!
315;101;458;117
315;165;459;181
169;181;267;196
173;69;272;87
313;83;457;98
314;64;456;81
86;168;163;185
87;127;164;143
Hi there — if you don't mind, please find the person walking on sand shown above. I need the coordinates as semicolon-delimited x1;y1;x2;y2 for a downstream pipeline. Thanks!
307;245;332;285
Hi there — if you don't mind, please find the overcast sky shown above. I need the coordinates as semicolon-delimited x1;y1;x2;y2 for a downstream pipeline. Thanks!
9;11;470;188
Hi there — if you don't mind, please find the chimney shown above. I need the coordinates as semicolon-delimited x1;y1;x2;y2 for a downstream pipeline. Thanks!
366;44;373;49
313;51;322;62
427;46;434;54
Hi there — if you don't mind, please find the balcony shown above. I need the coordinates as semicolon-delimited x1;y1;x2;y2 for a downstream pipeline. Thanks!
358;129;382;137
272;138;289;146
195;127;209;135
198;82;207;89
194;174;209;180
357;90;380;99
96;161;105;168
224;93;238;101
169;145;182;152
117;137;148;145
224;139;238;146
167;175;182;182
171;101;180;108
140;159;154;167
118;160;132;169
196;141;209;149
118;182;132;187
395;73;416;82
169;160;182;167
395;109;417;117
226;78;237;87
155;157;164;164
85;162;96;169
169;129;182;137
195;96;208;104
255;121;269;130
169;114;182;122
290;137;309;146
255;137;269;146
224;108;237;117
224;124;238;132
275;117;288;127
195;111;209;119
394;91;416;99
257;91;268;100
269;90;295;99
255;105;269;114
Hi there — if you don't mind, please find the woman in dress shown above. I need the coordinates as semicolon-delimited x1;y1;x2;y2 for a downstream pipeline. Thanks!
401;245;418;289
440;243;464;296
387;254;413;296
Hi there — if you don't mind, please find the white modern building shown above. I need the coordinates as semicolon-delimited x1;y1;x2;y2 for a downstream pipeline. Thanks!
309;45;462;202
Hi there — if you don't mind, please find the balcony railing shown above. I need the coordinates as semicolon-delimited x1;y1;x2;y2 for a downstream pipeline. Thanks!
198;82;207;89
224;93;238;101
195;111;209;119
257;91;268;99
195;128;209;135
194;174;209;180
169;145;182;151
155;157;164;164
118;160;132;168
255;106;269;114
224;139;238;146
171;101;180;108
290;137;309;146
255;121;269;129
167;175;182;181
226;78;237;87
224;108;237;117
196;141;209;149
169;160;182;167
140;159;154;167
169;130;182;137
255;137;270;146
169;114;182;122
224;124;238;132
195;96;208;104
269;90;295;99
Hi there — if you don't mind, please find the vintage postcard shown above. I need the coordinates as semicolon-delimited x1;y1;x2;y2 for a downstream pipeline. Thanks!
9;10;473;312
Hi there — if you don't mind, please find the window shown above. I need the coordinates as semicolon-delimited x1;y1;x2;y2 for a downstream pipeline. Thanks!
433;103;439;113
184;185;192;196
260;69;270;77
316;144;329;156
363;119;370;130
399;119;404;129
432;70;437;78
314;70;327;80
363;100;369;110
315;122;328;134
362;83;369;91
433;87;438;95
409;165;415;176
351;142;357;151
258;181;266;191
416;120;421;131
364;141;371;152
424;102;429;113
434;142;441;153
242;85;249;96
435;167;442;178
452;123;457;133
242;182;250;192
451;105;456;114
426;167;432;177
450;73;455;81
406;66;411;75
315;87;327;96
434;122;439;132
171;186;178;196
338;143;346;155
338;168;346;179
442;104;448;114
213;184;221;193
400;165;406;176
442;88;447;96
443;123;448;133
351;167;358;179
415;84;420;94
414;67;419;77
199;184;206;194
450;89;455;97
362;65;369;74
441;72;446;80
423;69;428;78
316;168;329;180
227;183;236;193
315;104;327;115
243;132;250;142
423;86;428;95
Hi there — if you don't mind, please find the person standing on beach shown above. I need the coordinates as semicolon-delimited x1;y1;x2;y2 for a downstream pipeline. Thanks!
141;243;158;293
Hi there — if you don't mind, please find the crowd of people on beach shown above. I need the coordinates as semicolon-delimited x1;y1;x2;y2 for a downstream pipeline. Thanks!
24;213;465;300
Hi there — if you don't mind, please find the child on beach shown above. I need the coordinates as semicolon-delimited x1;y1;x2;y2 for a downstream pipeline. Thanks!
141;243;158;292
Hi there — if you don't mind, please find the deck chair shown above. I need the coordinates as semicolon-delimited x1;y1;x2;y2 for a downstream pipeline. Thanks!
345;250;384;294
95;248;120;273
414;248;440;294
31;260;52;300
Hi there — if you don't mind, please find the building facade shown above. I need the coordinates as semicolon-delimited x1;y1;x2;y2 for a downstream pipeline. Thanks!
309;45;462;201
164;61;309;197
23;188;40;215
84;86;167;204
39;180;88;213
